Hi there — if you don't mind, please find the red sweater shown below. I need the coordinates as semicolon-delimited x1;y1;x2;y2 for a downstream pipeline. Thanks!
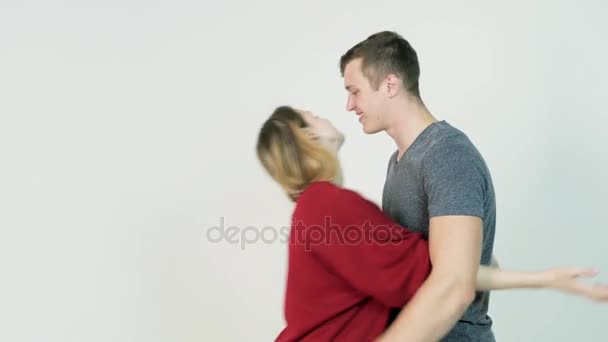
275;181;431;342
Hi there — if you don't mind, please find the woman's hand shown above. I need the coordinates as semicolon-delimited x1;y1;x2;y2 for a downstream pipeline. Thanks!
543;267;608;302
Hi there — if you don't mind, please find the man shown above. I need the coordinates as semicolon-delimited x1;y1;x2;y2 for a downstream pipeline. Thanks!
340;31;496;341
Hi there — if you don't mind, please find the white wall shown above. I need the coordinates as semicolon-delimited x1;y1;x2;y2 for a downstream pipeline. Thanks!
1;0;607;341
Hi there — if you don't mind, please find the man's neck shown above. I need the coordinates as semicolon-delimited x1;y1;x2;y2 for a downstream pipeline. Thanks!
385;102;438;161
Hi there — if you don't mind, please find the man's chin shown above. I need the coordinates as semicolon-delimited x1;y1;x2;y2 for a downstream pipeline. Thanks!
362;125;381;135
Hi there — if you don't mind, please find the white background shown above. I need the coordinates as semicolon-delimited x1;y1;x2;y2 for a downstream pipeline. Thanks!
1;0;607;341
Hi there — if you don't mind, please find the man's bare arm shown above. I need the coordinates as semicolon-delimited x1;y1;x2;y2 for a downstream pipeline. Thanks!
377;215;482;341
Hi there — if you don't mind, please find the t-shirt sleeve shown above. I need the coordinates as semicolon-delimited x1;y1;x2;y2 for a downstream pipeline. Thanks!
308;188;431;308
422;141;487;219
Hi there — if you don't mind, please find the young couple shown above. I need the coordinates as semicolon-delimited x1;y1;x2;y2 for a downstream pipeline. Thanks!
256;31;608;341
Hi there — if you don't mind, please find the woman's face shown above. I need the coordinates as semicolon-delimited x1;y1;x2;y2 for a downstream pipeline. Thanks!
297;109;345;152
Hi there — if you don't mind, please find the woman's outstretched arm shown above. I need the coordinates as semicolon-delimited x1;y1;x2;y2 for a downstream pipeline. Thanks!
476;261;608;302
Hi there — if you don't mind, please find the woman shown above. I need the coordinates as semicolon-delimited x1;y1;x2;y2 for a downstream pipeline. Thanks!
256;105;607;341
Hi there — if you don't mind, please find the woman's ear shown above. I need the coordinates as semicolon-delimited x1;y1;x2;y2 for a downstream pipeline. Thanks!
303;127;320;141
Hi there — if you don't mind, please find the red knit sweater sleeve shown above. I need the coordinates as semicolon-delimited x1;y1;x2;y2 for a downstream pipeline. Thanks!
300;184;431;308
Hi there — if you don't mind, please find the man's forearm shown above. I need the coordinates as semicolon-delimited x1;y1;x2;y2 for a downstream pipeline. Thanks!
378;272;475;341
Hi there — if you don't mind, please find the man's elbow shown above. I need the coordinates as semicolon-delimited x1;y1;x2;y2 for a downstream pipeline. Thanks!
455;282;476;309
442;276;476;311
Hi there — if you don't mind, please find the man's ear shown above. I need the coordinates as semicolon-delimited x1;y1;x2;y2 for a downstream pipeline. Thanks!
385;74;402;97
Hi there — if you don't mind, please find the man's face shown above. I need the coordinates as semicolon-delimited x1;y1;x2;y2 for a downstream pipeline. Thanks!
343;58;387;134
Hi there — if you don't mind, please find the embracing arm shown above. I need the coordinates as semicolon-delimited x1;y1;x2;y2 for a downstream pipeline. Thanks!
377;215;481;341
476;255;548;291
477;259;608;300
308;185;431;308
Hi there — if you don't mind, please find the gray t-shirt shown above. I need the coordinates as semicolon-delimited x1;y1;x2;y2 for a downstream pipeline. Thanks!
382;120;496;342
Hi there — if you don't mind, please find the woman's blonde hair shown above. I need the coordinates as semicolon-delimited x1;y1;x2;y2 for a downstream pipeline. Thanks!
256;106;340;201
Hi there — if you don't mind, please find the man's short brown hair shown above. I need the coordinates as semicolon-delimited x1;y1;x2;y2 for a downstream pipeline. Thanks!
340;31;421;98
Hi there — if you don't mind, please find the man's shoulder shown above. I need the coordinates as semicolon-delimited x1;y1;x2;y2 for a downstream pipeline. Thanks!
419;128;491;183
423;123;483;162
430;122;475;147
